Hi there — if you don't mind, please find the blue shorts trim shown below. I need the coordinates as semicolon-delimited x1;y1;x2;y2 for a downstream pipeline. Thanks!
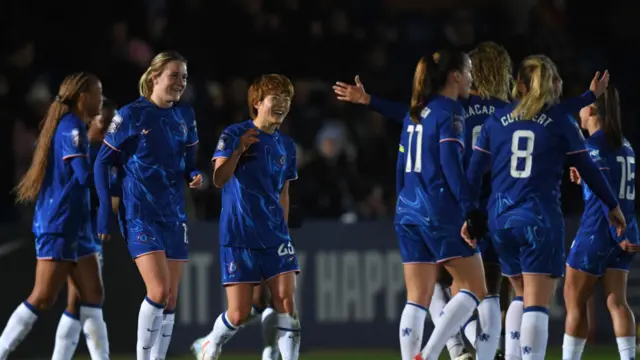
220;243;300;285
77;236;101;258
395;224;478;264
566;235;635;277
126;219;189;261
492;226;565;278
35;235;78;262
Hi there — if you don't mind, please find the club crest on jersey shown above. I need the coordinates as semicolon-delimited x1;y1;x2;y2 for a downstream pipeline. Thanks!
137;233;149;243
279;155;286;166
108;113;123;133
453;115;464;135
71;128;80;148
227;261;237;274
217;138;225;151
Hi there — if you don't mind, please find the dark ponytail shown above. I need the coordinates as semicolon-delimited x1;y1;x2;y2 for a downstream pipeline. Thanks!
597;86;623;148
409;49;467;124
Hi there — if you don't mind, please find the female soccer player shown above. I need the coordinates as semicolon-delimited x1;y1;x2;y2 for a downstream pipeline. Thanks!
383;48;493;360
466;55;626;360
94;51;203;360
0;73;109;359
202;74;300;360
52;99;118;360
334;42;513;360
191;285;280;360
334;48;609;360
563;86;638;360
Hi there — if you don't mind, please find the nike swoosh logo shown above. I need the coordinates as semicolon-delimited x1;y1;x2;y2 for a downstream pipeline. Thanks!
162;334;171;337
143;346;151;350
147;328;158;332
141;129;151;135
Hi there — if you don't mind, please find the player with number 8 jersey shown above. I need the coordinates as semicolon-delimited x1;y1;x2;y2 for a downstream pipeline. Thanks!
466;55;626;360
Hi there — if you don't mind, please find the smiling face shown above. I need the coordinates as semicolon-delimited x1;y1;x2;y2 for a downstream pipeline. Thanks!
255;93;292;125
248;74;295;126
152;60;187;103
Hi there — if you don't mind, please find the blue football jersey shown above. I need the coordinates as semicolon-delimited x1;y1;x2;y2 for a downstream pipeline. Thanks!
472;103;589;230
33;113;92;238
103;97;199;222
576;132;637;243
394;95;472;226
214;120;298;249
461;95;509;209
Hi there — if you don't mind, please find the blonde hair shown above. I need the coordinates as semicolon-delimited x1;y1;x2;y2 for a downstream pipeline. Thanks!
511;55;557;120
469;41;512;102
15;72;99;203
138;51;187;98
248;74;294;119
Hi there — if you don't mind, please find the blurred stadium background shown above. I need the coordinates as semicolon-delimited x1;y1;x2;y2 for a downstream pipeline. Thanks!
1;0;639;358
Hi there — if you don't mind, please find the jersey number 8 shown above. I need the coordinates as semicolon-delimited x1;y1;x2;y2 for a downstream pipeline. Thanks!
510;130;535;179
278;242;295;256
616;156;635;201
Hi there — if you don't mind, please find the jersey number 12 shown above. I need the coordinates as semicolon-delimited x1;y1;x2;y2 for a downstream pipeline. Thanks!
510;130;535;178
616;156;635;200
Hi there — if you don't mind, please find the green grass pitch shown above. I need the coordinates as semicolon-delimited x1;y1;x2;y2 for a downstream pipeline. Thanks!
72;346;623;359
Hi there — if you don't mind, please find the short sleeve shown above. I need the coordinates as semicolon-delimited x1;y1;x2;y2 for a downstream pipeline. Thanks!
59;119;88;160
473;119;491;154
285;140;298;181
104;108;135;151
212;129;238;160
439;113;465;149
562;115;588;155
184;107;199;147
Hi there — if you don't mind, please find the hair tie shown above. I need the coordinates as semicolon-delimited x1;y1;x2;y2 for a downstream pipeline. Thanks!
55;95;72;106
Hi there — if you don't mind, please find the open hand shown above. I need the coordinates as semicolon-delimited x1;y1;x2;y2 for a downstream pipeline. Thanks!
333;75;371;105
237;128;260;153
590;70;610;98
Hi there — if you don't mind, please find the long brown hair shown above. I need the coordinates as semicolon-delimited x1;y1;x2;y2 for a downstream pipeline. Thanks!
596;86;623;148
139;51;187;99
409;49;467;124
15;72;99;203
468;41;512;101
511;55;557;119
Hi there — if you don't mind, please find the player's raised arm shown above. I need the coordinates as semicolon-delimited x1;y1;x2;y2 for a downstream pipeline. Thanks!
333;75;408;121
211;128;259;188
562;114;625;236
557;71;609;113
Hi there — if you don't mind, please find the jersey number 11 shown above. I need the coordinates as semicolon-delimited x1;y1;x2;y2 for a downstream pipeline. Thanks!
405;124;424;173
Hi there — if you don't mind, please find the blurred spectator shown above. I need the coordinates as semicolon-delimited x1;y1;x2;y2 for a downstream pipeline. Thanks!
0;0;637;224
